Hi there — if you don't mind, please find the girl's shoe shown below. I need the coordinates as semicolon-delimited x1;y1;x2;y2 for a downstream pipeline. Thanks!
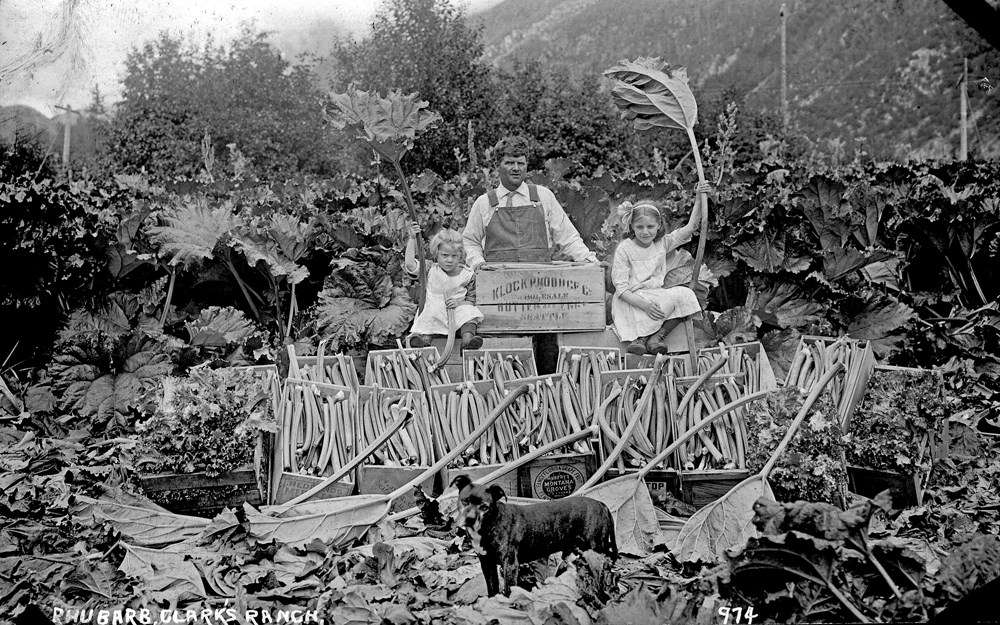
408;334;432;348
626;338;647;355
462;335;484;350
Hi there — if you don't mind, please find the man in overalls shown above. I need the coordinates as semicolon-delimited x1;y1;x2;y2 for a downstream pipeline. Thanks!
462;135;598;269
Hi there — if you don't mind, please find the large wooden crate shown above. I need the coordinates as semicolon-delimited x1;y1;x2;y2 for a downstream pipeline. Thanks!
140;467;262;517
476;262;606;333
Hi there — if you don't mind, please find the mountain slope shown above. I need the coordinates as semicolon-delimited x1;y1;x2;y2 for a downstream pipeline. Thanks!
471;0;1000;160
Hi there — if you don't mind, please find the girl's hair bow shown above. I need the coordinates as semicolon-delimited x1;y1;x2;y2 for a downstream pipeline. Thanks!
616;201;636;228
617;200;660;227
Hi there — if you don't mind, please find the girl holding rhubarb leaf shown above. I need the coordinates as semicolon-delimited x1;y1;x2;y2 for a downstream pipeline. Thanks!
404;224;484;350
611;181;710;355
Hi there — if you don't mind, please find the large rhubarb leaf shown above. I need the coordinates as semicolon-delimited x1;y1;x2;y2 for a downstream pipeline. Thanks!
184;306;257;348
846;297;914;341
49;331;172;423
674;475;771;563
312;253;416;350
325;87;442;161
746;282;824;329
604;57;697;132
148;197;240;268
733;230;811;274
231;233;309;285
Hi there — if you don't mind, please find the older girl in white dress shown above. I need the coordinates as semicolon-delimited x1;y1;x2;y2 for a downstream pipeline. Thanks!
611;182;710;355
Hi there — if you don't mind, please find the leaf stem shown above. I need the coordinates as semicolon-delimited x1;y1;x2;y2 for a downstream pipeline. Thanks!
389;156;427;314
160;268;176;329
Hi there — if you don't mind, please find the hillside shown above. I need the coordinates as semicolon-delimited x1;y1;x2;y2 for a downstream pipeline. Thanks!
471;0;1000;160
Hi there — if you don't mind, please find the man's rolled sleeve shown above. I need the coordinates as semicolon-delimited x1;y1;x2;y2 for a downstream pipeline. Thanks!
462;199;488;270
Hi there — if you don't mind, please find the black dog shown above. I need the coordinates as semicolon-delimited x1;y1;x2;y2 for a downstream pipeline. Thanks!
451;474;618;596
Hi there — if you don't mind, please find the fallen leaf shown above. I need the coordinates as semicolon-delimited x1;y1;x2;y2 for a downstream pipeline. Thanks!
82;495;208;547
579;475;660;556
328;591;381;625
245;498;389;548
119;543;206;603
673;476;771;563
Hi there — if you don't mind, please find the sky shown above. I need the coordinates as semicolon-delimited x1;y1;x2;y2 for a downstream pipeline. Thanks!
0;0;500;116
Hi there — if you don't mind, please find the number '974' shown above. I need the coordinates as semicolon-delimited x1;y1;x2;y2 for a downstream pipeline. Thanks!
718;605;757;624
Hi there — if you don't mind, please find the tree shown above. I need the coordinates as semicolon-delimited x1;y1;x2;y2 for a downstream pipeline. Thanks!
494;60;641;176
110;29;336;181
332;0;500;176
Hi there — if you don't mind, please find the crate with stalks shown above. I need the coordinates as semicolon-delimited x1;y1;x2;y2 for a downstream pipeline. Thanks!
462;348;536;383
783;335;876;428
279;379;356;482
428;379;520;497
556;346;622;425
355;385;441;513
287;341;360;390
596;358;756;508
503;373;598;498
364;347;451;391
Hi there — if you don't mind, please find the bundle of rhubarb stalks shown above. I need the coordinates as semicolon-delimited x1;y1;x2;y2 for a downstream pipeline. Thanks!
431;373;592;467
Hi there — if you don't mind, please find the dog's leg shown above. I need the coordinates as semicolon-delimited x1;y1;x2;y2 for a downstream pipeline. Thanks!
501;556;520;596
480;554;500;597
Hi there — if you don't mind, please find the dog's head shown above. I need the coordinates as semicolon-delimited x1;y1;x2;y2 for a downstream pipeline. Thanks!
451;475;506;554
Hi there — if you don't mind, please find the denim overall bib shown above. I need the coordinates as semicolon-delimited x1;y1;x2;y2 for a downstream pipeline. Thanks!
484;184;550;263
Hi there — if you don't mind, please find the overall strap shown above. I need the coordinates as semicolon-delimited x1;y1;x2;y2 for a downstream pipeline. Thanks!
487;190;499;208
528;184;540;204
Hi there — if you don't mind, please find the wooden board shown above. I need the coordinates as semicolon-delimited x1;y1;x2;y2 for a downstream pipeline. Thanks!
476;263;606;333
139;467;262;517
358;465;443;514
478;302;606;333
272;472;355;504
678;469;751;508
476;263;605;305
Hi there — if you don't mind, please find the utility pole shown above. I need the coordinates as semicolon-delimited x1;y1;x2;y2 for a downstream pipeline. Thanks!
780;3;789;131
54;105;80;178
960;57;968;161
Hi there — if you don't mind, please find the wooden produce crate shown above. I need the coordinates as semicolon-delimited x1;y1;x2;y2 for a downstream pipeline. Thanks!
845;365;947;507
519;452;597;499
784;335;876;429
678;469;751;509
556;328;623;352
428;380;518;467
364;347;451;390
594;368;667;470
272;473;355;505
556;346;623;425
140;467;262;517
463;348;537;383
279;380;358;478
359;464;444;514
356;386;438;513
288;345;360;389
847;465;921;510
476;262;606;333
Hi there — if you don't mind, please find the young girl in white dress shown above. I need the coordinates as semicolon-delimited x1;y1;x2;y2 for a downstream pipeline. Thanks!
611;182;710;355
404;224;485;349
